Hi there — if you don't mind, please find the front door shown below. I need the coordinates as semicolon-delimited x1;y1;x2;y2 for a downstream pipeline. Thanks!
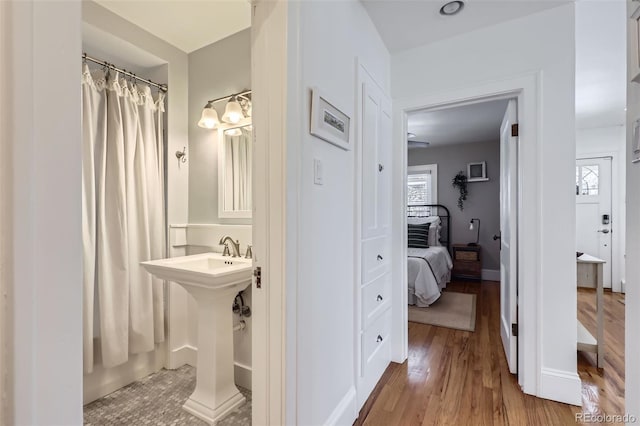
576;157;612;288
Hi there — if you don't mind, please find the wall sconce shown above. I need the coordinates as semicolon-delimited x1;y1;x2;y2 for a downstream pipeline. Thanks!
468;218;480;246
198;90;252;129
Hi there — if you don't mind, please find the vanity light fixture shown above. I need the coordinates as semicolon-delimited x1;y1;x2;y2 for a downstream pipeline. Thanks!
198;102;219;129
222;96;244;124
440;0;464;16
198;89;252;129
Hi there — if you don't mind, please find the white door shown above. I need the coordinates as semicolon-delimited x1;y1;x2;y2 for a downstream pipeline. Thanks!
576;157;612;288
500;99;518;375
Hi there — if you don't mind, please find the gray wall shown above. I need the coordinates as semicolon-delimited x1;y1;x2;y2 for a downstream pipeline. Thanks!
188;28;251;224
408;140;501;270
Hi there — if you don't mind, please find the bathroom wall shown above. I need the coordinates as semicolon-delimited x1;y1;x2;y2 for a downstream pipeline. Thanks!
408;140;501;274
82;1;190;403
188;28;251;225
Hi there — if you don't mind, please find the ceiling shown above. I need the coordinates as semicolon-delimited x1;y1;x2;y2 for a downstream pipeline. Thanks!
94;0;251;53
575;0;626;129
361;0;569;53
408;99;509;148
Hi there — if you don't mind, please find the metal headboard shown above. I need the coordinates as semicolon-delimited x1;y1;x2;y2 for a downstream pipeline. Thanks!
407;204;451;254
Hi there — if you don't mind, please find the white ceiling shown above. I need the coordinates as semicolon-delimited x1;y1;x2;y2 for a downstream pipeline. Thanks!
575;0;626;129
408;99;509;147
83;23;167;72
94;0;251;53
361;0;569;53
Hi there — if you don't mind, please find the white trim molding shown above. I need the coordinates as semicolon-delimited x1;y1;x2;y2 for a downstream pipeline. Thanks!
324;387;357;426
391;73;545;399
539;368;582;406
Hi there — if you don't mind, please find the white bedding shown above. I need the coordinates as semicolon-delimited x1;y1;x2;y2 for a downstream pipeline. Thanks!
408;246;453;307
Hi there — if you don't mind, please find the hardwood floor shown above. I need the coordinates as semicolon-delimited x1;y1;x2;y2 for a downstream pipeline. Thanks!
354;281;625;425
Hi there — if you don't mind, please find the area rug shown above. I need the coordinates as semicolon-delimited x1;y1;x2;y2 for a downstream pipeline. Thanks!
409;291;477;332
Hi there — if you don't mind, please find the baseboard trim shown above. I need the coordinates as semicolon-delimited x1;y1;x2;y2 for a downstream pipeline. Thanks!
324;386;357;426
168;344;197;369
234;361;252;390
481;269;500;281
539;367;581;406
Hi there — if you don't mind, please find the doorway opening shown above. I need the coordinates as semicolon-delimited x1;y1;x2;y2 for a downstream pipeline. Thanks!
403;97;519;376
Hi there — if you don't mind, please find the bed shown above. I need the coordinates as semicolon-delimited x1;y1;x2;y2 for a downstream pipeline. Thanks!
407;204;453;307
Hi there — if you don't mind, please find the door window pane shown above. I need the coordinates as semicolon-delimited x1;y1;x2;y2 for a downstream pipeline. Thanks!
576;164;599;196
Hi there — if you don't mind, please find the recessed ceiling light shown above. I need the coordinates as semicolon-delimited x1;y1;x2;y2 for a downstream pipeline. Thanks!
440;0;464;16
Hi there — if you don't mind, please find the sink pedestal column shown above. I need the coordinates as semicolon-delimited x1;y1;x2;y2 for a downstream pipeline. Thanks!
182;285;247;425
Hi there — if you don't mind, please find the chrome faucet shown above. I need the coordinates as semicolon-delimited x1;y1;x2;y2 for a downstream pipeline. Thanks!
219;236;241;257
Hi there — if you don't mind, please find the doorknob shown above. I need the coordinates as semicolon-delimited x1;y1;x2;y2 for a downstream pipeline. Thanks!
493;234;501;241
597;229;610;234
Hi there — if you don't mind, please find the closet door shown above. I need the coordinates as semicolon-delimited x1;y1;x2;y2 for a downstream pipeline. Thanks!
361;81;392;240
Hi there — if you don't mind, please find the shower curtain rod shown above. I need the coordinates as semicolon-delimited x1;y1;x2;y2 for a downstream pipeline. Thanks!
83;53;168;93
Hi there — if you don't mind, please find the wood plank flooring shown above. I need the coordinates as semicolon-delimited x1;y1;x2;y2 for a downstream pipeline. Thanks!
354;281;625;425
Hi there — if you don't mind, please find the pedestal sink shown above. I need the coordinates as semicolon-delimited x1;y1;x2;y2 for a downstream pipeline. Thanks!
141;253;252;425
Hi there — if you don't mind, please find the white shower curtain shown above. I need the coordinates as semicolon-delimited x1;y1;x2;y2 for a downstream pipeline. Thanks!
225;127;252;211
82;64;166;374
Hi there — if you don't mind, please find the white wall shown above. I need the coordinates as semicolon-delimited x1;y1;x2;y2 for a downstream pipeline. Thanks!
82;0;190;399
576;125;626;291
626;0;640;419
392;4;580;404
285;1;390;424
4;1;83;424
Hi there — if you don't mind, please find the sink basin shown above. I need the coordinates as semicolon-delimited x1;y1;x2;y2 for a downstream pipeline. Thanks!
141;252;252;424
141;252;252;290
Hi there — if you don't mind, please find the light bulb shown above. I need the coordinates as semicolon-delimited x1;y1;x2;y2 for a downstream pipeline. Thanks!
469;221;474;230
222;97;243;124
198;103;219;129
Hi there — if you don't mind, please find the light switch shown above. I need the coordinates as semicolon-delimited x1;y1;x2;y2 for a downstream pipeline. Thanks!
314;158;323;185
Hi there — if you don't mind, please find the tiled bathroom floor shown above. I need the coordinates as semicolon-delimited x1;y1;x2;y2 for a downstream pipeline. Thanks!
84;365;251;426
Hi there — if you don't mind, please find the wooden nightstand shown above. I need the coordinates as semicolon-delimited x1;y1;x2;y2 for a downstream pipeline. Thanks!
452;244;482;281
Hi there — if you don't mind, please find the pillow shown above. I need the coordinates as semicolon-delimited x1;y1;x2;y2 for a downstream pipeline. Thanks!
408;223;430;248
429;225;442;247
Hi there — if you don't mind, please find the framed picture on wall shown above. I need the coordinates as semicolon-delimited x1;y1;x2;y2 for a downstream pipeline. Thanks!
310;87;351;151
467;161;488;182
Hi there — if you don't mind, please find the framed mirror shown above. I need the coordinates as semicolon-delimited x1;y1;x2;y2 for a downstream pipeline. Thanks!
218;118;253;218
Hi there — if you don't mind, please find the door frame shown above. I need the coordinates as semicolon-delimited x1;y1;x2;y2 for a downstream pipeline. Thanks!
576;153;623;293
251;0;297;424
391;73;541;396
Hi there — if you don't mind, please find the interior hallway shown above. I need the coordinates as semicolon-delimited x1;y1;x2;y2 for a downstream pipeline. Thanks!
355;281;625;425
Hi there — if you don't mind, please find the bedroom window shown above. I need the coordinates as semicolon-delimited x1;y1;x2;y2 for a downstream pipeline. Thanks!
407;164;438;217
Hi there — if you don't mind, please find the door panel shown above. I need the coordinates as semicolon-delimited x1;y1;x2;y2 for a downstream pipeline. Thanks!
500;99;518;375
576;158;612;288
362;83;381;239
